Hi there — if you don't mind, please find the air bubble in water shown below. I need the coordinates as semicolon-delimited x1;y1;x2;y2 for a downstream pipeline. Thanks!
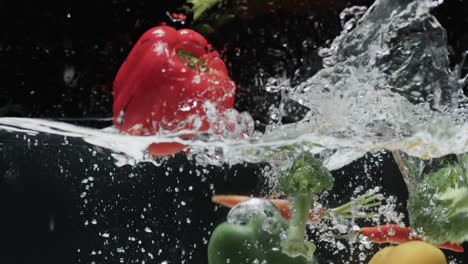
359;252;367;261
360;236;372;249
227;198;280;225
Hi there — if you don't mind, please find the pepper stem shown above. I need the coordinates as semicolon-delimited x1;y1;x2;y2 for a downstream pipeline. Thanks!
177;49;208;72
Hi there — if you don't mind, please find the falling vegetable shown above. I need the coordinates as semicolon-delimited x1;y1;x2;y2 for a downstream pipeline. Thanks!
113;26;235;156
212;197;464;252
277;152;334;259
357;224;464;252
208;153;332;263
212;194;326;223
368;241;447;264
407;153;468;244
208;198;318;264
212;189;381;224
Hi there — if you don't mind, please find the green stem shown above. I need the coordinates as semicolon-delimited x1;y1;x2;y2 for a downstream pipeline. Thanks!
177;49;208;72
361;201;383;209
330;191;382;219
282;190;315;259
289;192;312;240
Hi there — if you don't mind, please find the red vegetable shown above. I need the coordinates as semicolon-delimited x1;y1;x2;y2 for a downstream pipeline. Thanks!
113;26;236;156
357;224;464;253
212;196;464;253
212;195;325;224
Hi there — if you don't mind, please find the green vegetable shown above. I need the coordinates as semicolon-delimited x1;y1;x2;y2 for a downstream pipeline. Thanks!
208;198;318;264
187;0;223;20
330;188;382;219
408;153;468;244
278;152;334;259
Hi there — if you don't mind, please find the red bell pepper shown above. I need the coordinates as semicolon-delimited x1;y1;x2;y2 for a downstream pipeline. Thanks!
112;26;236;156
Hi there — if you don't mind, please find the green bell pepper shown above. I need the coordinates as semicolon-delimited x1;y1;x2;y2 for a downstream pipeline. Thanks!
208;198;318;264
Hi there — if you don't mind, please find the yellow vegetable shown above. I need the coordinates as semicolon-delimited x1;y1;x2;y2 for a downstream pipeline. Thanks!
368;241;446;264
368;246;394;264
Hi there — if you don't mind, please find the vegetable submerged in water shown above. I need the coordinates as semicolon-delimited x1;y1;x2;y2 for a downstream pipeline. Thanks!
208;153;333;263
212;188;382;224
278;152;334;259
407;153;468;244
357;225;463;252
212;197;463;252
369;241;447;264
207;198;317;264
212;195;326;224
113;26;235;156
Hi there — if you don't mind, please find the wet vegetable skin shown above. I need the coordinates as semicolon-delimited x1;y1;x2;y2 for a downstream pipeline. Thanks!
277;152;334;259
207;203;317;264
359;225;463;252
408;153;468;244
213;196;463;252
369;241;447;264
113;26;235;157
212;195;325;223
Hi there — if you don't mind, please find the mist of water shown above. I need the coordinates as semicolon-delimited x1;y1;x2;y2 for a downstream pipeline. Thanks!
1;0;467;172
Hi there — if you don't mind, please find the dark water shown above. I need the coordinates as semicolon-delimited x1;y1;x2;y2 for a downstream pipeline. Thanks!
0;132;409;263
1;0;468;263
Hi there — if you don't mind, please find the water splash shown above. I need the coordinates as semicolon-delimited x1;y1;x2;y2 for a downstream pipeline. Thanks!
1;0;467;171
260;0;468;166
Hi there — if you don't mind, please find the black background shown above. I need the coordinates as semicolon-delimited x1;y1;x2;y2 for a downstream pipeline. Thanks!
1;0;468;263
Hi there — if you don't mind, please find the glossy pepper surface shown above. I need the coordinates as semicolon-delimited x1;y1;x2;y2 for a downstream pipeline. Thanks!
208;198;318;264
113;26;235;156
